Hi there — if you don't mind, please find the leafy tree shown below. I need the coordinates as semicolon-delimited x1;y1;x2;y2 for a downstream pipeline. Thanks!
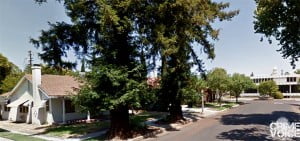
229;73;255;103
0;72;23;93
137;0;238;122
25;64;74;75
294;69;300;74
0;54;22;93
207;68;230;104
258;80;279;97
0;54;13;92
41;65;74;75
182;75;206;108
254;0;300;67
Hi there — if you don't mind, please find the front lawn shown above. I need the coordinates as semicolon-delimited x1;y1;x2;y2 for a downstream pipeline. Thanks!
205;102;238;111
84;111;166;140
44;121;110;138
131;111;167;123
0;128;45;141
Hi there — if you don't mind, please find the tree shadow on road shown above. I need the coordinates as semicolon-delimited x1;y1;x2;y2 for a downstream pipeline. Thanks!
217;127;272;141
217;111;300;141
220;111;300;125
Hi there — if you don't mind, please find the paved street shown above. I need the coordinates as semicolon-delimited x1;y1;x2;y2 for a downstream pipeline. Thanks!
150;100;300;141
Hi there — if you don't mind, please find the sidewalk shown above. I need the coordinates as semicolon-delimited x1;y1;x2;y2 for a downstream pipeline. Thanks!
132;105;234;141
0;137;13;141
0;120;108;141
223;97;258;102
182;105;221;117
0;104;240;141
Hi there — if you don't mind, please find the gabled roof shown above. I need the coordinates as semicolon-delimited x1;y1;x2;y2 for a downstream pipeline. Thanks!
1;74;81;97
1;91;12;97
25;74;81;96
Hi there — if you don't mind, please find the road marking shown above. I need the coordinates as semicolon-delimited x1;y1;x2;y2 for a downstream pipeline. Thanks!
274;102;283;104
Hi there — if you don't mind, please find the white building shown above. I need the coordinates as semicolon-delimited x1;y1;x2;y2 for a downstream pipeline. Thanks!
241;68;300;97
0;65;86;124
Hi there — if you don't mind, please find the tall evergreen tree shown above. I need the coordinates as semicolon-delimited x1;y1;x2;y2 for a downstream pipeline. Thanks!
136;0;238;121
32;0;147;138
33;0;238;137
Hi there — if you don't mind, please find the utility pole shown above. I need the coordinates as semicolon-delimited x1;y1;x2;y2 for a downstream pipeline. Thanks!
28;51;33;67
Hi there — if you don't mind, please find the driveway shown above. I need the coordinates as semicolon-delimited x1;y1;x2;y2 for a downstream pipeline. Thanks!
149;100;300;141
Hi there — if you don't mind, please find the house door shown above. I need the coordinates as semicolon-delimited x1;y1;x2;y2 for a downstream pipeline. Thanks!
18;106;29;122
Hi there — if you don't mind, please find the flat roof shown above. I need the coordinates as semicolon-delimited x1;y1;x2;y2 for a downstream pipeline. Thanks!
250;74;300;79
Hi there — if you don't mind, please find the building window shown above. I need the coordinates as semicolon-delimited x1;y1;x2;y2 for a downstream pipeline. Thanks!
4;105;10;112
65;100;75;113
19;106;28;113
46;101;50;111
287;77;296;82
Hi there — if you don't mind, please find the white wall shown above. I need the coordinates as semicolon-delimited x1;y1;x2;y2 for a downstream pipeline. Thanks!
50;98;86;123
65;112;86;121
0;103;9;120
50;98;63;122
9;80;33;102
8;80;33;122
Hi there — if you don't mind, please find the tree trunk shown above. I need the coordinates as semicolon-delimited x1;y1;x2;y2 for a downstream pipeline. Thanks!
169;99;184;122
235;95;238;103
108;106;130;139
218;94;222;106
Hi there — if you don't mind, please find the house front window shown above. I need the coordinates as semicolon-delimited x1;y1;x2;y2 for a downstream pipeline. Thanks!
65;100;75;113
19;106;28;113
46;101;50;111
4;105;10;112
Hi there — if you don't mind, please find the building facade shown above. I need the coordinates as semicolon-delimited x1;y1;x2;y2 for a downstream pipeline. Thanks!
241;68;300;97
0;65;87;124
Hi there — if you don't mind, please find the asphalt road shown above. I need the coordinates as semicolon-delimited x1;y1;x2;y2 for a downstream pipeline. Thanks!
150;100;300;141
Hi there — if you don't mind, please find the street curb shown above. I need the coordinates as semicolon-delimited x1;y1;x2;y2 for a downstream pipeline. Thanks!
232;104;240;108
131;116;202;141
112;104;242;141
129;128;164;141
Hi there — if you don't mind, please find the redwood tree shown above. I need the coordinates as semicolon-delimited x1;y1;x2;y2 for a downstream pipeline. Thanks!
32;0;239;137
32;0;147;138
136;0;239;122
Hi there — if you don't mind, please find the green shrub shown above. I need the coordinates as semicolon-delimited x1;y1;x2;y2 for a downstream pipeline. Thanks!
273;91;283;99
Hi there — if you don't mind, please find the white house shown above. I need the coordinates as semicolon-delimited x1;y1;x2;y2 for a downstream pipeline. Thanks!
241;68;300;97
0;65;86;125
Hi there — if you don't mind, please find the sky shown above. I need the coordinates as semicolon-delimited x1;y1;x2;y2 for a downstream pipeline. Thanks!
0;0;299;76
